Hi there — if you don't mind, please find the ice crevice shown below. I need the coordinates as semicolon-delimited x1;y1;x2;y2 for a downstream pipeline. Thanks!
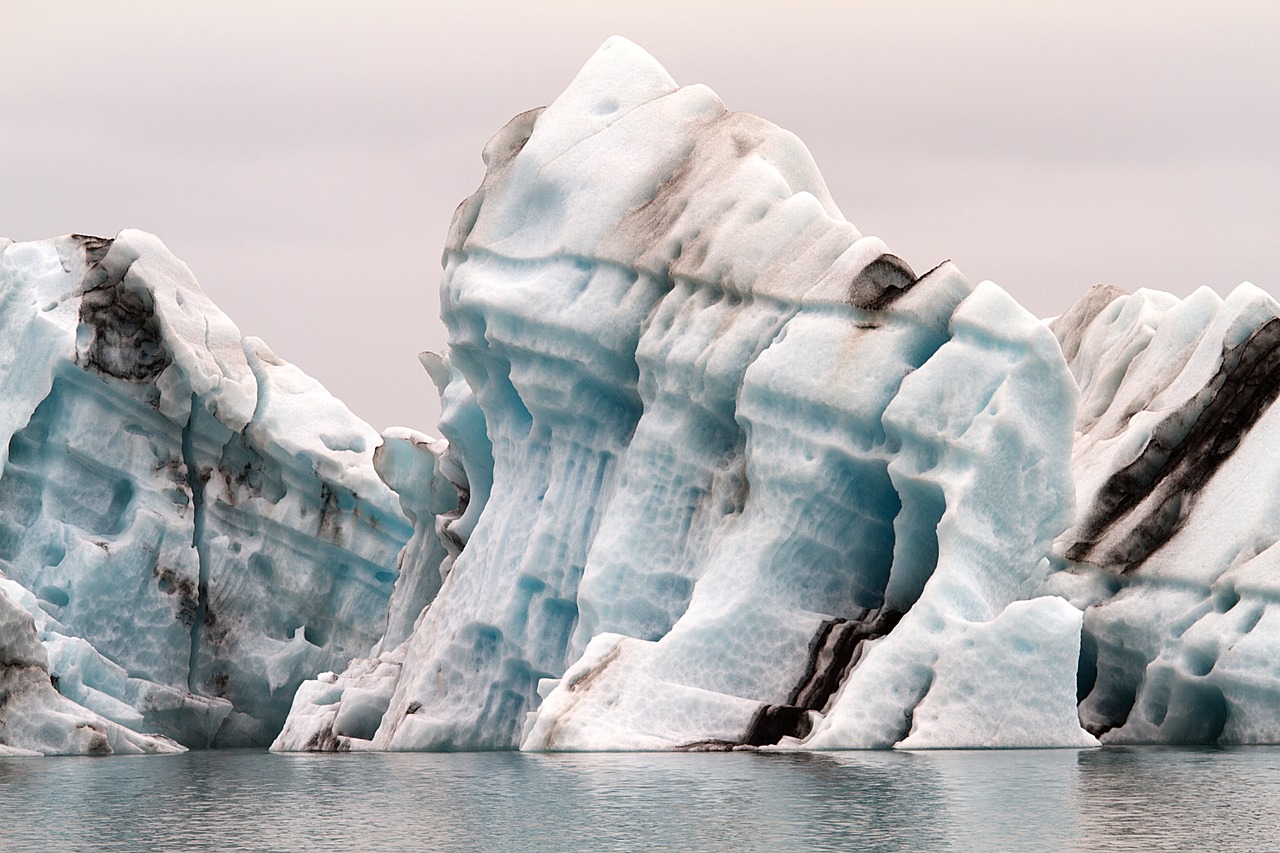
181;392;211;696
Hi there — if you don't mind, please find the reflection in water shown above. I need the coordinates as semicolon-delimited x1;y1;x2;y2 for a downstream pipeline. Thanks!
913;748;1084;850
1073;747;1280;851
2;747;1277;852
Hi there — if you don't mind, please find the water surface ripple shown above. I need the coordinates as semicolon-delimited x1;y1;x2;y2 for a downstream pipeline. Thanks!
2;747;1276;852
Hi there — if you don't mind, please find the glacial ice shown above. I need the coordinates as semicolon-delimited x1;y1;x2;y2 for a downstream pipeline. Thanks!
0;578;181;756
11;35;1280;756
0;231;410;753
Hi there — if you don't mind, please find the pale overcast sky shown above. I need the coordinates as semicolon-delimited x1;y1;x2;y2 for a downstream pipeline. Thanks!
4;1;1278;433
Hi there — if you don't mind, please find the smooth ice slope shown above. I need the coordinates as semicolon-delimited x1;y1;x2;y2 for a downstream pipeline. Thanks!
278;37;1096;753
0;232;411;752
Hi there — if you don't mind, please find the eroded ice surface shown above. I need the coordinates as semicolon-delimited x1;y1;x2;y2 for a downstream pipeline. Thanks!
0;231;410;753
278;37;1099;753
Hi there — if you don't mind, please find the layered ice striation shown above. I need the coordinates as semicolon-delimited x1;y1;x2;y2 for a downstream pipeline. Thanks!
0;231;410;753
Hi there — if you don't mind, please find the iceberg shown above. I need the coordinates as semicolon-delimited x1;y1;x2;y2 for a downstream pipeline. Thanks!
278;37;1099;753
0;231;411;752
0;577;181;756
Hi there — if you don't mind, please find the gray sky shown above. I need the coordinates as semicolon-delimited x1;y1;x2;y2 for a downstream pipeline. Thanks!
5;1;1278;433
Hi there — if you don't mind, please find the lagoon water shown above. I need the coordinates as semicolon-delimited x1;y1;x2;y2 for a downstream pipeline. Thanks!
2;747;1276;852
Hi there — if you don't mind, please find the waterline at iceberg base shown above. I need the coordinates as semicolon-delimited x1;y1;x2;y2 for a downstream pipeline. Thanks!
4;38;1278;755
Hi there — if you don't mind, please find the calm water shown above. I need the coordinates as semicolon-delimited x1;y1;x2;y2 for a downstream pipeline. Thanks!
2;747;1276;852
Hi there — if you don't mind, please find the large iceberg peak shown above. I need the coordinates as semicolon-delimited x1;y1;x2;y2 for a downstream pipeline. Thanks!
278;38;1096;754
11;37;1276;757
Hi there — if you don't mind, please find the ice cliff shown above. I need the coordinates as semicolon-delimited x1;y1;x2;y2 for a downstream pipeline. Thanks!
0;231;410;753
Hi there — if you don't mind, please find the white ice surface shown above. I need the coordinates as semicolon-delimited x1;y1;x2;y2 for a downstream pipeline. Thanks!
0;582;182;755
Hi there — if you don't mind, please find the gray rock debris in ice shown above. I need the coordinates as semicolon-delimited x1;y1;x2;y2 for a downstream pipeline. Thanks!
277;36;1093;753
0;230;411;751
1047;282;1280;744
